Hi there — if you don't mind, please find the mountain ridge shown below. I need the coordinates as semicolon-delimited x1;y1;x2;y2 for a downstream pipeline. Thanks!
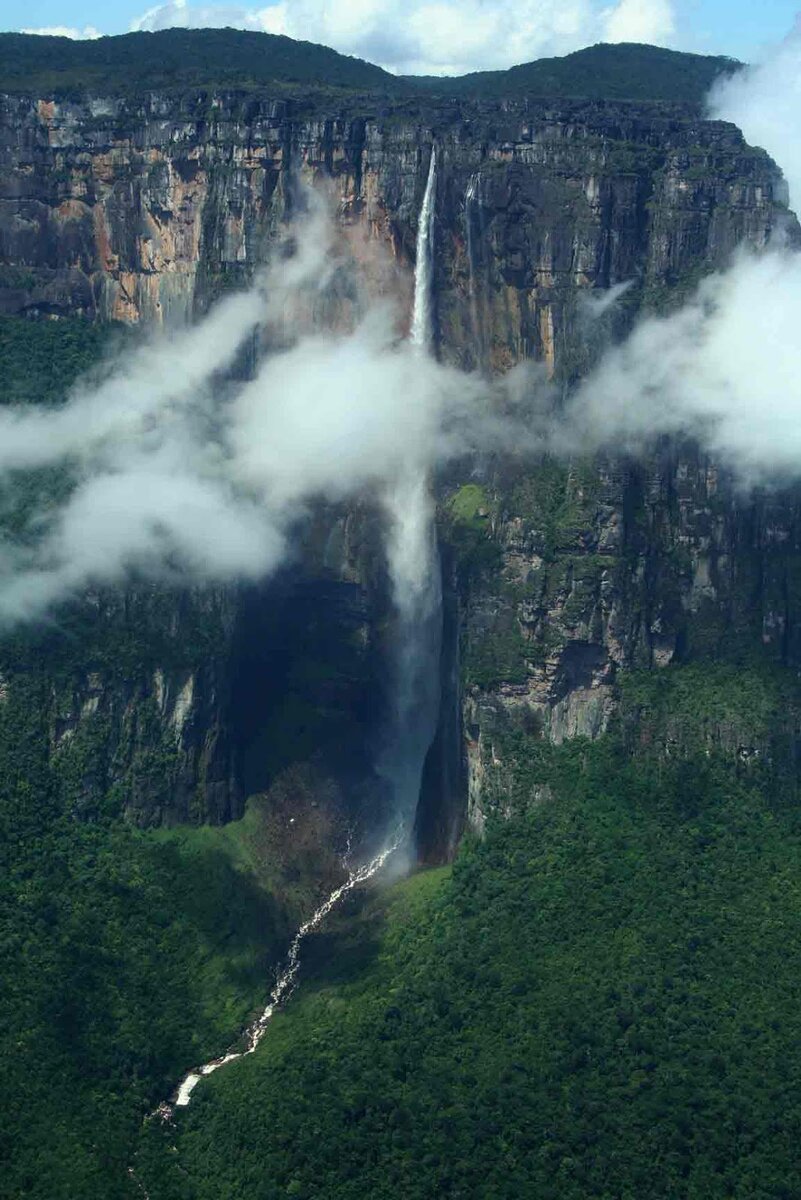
0;28;740;105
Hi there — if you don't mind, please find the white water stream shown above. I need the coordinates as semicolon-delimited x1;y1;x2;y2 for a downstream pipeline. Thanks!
162;838;398;1114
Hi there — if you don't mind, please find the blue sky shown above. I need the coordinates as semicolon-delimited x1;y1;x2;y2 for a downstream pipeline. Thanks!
687;0;800;57
3;0;800;74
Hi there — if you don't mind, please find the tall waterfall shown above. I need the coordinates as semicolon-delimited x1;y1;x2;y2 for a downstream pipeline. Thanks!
410;147;437;352
378;144;443;832
141;148;444;1125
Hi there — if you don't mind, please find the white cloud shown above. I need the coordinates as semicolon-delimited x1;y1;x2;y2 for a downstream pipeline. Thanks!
602;0;675;45
9;213;801;625
709;19;801;211
131;0;268;33
131;0;677;75
0;205;527;624
558;23;801;483
563;244;801;484
20;25;102;38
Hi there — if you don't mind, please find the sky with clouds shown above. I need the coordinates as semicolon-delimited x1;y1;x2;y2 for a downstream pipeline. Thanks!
4;0;801;76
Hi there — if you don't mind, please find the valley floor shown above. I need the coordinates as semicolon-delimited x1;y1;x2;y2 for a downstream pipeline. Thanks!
133;734;801;1200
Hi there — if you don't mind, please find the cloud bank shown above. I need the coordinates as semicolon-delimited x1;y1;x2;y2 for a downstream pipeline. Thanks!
0;210;529;625
566;246;801;482
563;23;801;479
131;0;676;75
10;229;801;627
709;19;801;210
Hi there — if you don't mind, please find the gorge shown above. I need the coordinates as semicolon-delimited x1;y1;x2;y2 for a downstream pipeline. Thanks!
160;135;443;1113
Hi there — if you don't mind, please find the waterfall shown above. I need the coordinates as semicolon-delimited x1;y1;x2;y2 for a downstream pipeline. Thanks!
378;144;443;832
379;472;443;827
410;146;437;352
143;146;444;1123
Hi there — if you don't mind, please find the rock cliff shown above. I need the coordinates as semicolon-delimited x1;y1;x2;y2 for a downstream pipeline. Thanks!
0;85;796;848
0;92;784;329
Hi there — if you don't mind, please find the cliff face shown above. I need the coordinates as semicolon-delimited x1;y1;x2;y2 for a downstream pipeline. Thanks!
0;92;783;327
0;501;391;837
0;87;795;844
456;450;801;832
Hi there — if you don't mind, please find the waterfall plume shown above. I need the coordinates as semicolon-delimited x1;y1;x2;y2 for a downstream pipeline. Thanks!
378;144;444;834
410;147;437;353
379;471;443;828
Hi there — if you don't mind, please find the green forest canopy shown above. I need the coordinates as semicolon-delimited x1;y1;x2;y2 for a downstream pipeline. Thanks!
415;41;740;102
135;732;801;1200
0;30;740;104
